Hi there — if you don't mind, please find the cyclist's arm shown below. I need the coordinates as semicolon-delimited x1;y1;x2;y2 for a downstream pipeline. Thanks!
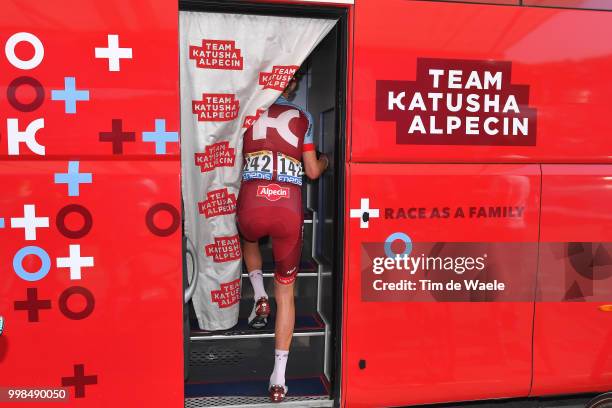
303;150;329;180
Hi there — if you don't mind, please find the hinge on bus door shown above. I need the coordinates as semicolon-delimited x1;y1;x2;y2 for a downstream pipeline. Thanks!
358;359;366;369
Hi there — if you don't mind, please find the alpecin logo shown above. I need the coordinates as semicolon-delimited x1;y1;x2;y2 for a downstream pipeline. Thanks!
243;108;266;128
205;234;241;263
194;141;235;173
259;65;299;91
211;278;241;308
189;39;243;70
192;93;239;122
257;183;290;202
376;58;537;146
199;188;237;218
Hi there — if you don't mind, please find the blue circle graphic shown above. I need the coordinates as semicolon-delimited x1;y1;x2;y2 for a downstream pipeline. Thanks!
384;232;413;258
13;246;51;282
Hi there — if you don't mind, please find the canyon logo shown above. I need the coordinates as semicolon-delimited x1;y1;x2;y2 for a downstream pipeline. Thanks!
192;93;239;122
189;39;243;70
205;234;241;263
257;183;290;201
194;141;235;173
199;188;237;218
211;278;241;308
259;65;299;91
376;58;537;146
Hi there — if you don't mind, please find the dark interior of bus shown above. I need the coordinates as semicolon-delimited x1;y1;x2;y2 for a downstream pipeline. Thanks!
179;2;347;406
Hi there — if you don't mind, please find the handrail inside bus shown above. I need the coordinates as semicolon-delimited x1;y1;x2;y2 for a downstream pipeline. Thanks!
184;235;199;304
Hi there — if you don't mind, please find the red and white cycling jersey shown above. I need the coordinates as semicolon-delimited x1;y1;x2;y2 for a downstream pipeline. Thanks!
237;96;314;284
241;96;314;186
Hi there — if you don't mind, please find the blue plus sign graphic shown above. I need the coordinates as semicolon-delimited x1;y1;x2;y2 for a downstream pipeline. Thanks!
51;77;90;114
54;161;93;197
142;119;179;154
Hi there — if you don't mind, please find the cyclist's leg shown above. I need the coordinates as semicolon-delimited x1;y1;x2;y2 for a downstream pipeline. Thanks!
242;239;262;273
236;202;271;327
269;207;302;388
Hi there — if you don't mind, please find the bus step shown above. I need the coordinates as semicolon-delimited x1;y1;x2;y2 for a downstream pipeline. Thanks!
185;376;331;408
241;272;318;278
185;395;332;407
190;313;325;341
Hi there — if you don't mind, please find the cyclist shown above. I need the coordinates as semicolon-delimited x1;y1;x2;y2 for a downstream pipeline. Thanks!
236;73;329;402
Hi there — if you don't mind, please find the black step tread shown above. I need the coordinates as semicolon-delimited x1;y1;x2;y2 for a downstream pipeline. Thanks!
185;375;329;397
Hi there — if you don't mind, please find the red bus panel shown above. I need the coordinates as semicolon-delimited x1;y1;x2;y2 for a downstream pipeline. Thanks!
0;1;182;406
353;0;612;163
0;161;183;405
532;165;612;396
524;1;612;10
343;163;541;407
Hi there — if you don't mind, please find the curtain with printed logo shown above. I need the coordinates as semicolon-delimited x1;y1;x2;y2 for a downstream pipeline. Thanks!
179;12;335;330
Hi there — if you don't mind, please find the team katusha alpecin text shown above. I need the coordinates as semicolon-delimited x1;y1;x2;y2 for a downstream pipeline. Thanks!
376;58;537;146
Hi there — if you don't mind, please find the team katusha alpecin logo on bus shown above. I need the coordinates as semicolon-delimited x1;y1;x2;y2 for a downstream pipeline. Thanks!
189;39;243;70
376;58;537;146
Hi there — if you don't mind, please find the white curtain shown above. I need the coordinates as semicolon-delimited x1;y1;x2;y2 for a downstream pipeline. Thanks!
179;11;335;330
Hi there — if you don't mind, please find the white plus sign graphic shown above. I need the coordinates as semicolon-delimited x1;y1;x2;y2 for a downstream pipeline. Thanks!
11;204;49;240
350;198;380;229
95;34;132;72
56;245;94;280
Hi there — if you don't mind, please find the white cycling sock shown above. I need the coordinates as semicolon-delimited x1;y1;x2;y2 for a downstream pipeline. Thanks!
270;349;289;387
248;269;267;300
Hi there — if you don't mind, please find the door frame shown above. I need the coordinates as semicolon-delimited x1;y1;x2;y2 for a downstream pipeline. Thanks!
177;1;349;405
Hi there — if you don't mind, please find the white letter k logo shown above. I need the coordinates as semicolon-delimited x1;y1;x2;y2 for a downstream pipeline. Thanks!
253;108;299;147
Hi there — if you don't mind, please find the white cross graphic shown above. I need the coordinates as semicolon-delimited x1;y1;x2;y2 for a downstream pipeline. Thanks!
95;34;132;72
56;244;94;280
350;198;380;229
11;204;49;240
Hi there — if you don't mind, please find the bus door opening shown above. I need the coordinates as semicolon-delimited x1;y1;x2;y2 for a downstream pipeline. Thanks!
178;3;348;406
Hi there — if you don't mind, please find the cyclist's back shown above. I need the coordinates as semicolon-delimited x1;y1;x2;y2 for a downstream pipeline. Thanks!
236;96;314;284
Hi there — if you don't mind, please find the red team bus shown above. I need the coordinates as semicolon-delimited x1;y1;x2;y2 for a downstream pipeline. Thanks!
1;0;612;407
